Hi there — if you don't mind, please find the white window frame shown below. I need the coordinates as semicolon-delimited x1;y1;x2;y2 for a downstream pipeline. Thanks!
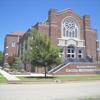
5;53;8;56
62;17;80;39
19;44;22;55
78;48;83;58
23;41;25;60
12;41;15;47
27;37;30;50
59;46;65;58
67;46;76;58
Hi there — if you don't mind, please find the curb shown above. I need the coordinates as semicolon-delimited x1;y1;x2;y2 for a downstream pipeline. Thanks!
4;79;100;84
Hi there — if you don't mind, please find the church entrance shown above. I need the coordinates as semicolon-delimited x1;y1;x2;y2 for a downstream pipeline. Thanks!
67;46;75;58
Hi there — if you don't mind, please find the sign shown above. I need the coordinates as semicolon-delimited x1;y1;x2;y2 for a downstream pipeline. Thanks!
66;66;100;72
77;66;97;68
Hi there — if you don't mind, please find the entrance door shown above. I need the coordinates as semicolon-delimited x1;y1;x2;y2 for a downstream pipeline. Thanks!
67;46;75;58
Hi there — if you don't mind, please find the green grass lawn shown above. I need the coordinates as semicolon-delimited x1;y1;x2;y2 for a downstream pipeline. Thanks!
78;97;100;100
17;75;100;81
0;72;7;83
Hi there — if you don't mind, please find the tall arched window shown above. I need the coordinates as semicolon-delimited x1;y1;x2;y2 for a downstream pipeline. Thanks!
27;37;30;50
62;17;79;39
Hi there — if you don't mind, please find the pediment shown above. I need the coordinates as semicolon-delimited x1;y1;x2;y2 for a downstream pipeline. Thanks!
57;8;83;20
67;39;76;46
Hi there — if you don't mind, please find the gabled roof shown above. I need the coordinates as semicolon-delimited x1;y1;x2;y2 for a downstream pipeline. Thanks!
57;8;83;20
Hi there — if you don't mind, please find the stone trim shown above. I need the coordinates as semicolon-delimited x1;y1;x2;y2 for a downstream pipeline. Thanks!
53;63;70;74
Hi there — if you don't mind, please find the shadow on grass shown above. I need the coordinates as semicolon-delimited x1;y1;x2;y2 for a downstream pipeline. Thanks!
24;76;56;79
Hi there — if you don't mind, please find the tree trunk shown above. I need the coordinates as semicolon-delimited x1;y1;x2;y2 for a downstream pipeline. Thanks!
44;66;46;78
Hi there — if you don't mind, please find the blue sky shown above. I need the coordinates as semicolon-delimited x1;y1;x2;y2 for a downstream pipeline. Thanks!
0;0;100;52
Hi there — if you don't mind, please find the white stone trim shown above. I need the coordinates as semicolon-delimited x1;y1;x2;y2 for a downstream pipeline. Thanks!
5;53;8;56
58;44;85;48
52;8;83;20
6;46;9;49
58;38;85;42
50;22;57;23
97;48;99;51
4;63;8;64
58;44;65;46
53;63;70;74
85;28;97;32
38;24;49;27
96;39;99;42
77;46;86;48
61;16;80;39
12;41;15;47
50;25;58;27
43;19;48;22
67;39;76;46
48;64;62;73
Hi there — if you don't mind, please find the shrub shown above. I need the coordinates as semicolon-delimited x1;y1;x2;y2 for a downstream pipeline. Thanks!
13;57;24;72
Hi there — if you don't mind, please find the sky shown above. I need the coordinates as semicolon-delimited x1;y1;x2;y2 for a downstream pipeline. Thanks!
0;0;100;52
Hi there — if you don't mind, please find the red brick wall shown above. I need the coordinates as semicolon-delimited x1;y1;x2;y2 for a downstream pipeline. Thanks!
4;35;19;66
85;29;97;61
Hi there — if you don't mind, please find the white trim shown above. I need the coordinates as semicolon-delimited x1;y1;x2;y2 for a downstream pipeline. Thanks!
61;16;80;39
78;48;83;58
59;46;65;58
23;41;25;60
50;22;57;23
48;64;62;73
5;53;8;56
97;48;99;51
58;38;84;42
6;46;9;49
12;41;15;47
76;45;85;48
19;44;21;54
53;63;70;74
38;24;49;27
58;44;65;46
43;19;48;22
85;28;97;32
52;8;83;20
58;44;85;48
67;46;76;58
96;40;99;42
4;63;8;64
50;25;58;27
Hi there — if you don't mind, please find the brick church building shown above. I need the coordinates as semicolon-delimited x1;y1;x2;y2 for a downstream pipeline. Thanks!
4;8;100;75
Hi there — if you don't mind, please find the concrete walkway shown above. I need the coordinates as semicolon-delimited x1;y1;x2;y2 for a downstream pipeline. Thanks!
0;69;52;81
0;69;20;81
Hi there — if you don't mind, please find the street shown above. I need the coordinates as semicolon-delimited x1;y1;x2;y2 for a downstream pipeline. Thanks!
0;81;100;100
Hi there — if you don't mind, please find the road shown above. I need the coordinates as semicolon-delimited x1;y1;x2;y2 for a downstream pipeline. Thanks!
0;81;100;100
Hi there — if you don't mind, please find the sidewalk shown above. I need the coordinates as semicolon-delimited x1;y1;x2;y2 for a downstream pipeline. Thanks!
0;69;20;81
0;69;52;81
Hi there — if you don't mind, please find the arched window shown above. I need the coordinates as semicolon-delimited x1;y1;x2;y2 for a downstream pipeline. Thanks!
23;41;25;60
27;37;30;50
62;17;79;39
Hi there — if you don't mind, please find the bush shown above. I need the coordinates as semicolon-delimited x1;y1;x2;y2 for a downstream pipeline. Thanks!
13;57;24;72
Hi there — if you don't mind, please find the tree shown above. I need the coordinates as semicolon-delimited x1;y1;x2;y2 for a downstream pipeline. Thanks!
13;57;24;72
25;28;62;77
0;50;3;66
